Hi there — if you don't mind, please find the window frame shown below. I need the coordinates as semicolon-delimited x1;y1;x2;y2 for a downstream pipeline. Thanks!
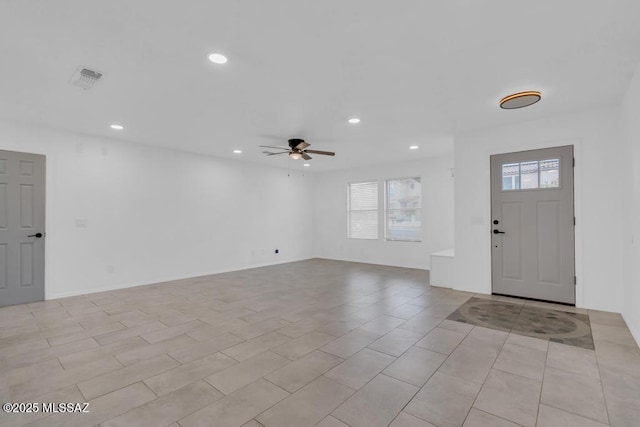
501;158;561;192
347;180;379;240
384;176;422;243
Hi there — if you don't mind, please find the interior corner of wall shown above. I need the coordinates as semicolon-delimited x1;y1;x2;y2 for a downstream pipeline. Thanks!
622;312;640;347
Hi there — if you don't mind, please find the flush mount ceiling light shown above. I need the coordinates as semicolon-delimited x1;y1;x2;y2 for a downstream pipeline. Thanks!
303;163;310;167
110;124;124;130
208;53;228;64
233;149;242;154
409;145;419;150
348;118;361;124
500;91;542;109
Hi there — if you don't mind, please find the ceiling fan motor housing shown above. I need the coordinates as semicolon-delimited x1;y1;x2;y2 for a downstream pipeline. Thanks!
288;138;305;149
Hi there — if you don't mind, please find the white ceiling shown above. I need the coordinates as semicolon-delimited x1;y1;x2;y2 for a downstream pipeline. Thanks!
1;1;639;171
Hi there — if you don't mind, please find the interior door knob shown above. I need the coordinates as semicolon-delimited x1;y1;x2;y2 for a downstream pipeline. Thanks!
28;232;44;238
493;229;505;234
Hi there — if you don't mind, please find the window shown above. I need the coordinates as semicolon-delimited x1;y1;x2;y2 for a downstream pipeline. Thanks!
502;159;559;191
385;177;421;242
348;181;378;239
539;159;560;188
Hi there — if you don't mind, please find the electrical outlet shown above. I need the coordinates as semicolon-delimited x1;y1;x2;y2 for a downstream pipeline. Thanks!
275;249;279;254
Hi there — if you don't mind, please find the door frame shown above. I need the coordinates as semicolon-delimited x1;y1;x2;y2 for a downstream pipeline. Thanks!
482;138;585;307
489;145;576;304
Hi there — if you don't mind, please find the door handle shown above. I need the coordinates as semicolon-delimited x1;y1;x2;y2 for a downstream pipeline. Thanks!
27;232;44;238
493;229;505;234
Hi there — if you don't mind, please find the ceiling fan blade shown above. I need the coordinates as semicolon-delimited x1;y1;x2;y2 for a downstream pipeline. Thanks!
304;149;335;156
259;145;289;150
302;153;312;160
264;151;289;156
294;141;310;150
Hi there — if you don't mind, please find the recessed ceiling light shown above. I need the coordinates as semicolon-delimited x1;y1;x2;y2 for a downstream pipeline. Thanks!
233;149;242;154
500;91;541;109
409;145;419;150
110;124;124;130
348;118;361;124
303;163;310;167
208;53;228;64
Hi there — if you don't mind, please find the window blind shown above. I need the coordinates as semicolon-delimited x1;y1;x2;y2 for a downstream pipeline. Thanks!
348;181;378;239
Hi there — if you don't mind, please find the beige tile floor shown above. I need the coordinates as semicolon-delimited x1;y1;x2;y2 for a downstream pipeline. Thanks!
0;258;639;426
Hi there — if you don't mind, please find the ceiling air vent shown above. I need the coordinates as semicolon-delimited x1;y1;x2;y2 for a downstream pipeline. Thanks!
70;67;103;90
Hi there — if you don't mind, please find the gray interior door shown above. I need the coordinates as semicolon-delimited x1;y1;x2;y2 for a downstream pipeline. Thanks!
490;145;575;304
0;150;46;307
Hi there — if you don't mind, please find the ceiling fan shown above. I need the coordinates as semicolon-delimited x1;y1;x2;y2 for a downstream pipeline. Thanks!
260;139;335;160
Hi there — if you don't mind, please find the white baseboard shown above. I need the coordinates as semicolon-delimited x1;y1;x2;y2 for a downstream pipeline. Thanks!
578;303;623;313
46;256;313;300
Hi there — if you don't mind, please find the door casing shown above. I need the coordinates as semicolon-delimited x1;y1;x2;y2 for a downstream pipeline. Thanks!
490;145;576;304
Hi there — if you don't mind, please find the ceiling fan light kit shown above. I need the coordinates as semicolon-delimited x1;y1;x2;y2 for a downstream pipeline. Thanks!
260;138;335;161
500;91;542;109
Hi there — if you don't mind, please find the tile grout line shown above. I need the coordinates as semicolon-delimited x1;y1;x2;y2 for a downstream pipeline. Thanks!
379;369;431;427
2;262;630;427
584;333;613;426
462;325;511;426
474;407;524;426
224;376;295;426
537;361;611;425
383;319;469;426
535;335;552;426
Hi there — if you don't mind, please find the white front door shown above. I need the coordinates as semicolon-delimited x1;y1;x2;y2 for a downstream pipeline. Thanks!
490;145;575;304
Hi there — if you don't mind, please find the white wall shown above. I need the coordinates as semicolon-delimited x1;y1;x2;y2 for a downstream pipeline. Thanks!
453;107;626;312
0;121;314;299
312;156;454;269
2;105;633;322
621;63;640;343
